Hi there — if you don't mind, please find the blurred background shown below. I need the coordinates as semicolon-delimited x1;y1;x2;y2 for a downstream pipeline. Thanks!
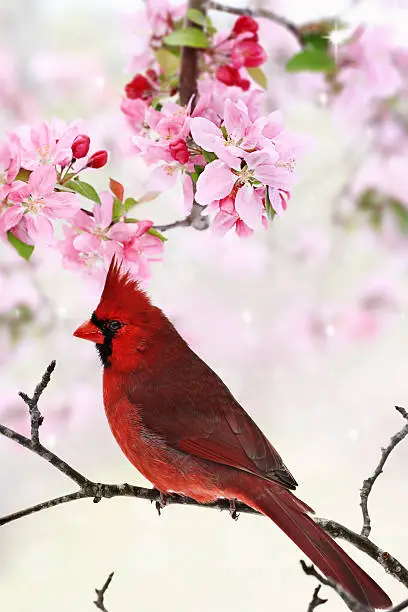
1;0;408;610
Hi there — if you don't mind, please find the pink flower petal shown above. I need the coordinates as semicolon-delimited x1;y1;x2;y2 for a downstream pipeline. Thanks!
95;191;113;228
235;184;263;229
0;206;24;231
26;214;54;242
211;210;238;235
28;165;57;196
190;117;221;152
195;160;237;206
182;173;194;214
74;233;101;252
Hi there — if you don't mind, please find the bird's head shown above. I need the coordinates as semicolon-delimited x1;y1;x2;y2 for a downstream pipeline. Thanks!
74;258;162;370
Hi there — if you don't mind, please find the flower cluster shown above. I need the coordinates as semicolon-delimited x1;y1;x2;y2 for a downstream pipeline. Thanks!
121;7;295;238
0;120;163;280
213;15;267;91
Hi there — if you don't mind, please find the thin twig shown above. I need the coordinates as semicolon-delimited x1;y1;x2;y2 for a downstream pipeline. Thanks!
307;584;328;612
18;360;56;446
301;561;408;612
301;561;370;612
94;572;114;612
1;364;408;596
314;517;408;588
360;406;408;537
208;1;303;44
154;202;209;232
391;598;408;612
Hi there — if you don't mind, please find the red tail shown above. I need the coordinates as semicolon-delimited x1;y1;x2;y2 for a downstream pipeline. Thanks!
239;482;392;609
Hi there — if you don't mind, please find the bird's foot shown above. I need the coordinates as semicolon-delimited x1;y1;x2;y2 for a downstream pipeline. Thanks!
155;490;169;516
229;498;240;521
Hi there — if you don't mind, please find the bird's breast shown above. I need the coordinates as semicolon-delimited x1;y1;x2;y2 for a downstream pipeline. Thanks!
102;369;220;501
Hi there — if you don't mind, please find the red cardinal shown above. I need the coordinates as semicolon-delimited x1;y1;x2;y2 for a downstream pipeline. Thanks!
74;259;391;609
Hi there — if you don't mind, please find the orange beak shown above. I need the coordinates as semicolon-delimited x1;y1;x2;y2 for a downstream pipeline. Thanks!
73;320;104;344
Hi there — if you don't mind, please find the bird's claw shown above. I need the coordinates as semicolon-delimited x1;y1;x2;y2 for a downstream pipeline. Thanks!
155;490;168;516
229;498;239;521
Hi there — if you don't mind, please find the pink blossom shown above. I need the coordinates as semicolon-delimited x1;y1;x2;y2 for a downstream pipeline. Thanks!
190;117;241;170
14;120;81;170
147;101;191;141
1;166;79;242
234;183;264;230
71;191;115;255
109;220;164;280
120;97;148;132
61;191;163;281
340;26;401;99
194;77;263;125
195;160;237;206
0;143;20;201
211;191;262;237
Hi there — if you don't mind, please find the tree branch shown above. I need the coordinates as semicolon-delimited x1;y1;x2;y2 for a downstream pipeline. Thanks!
208;1;303;44
360;406;408;537
94;572;114;612
301;561;408;612
179;0;208;107
1;362;408;602
314;517;408;588
306;584;328;612
153;202;209;232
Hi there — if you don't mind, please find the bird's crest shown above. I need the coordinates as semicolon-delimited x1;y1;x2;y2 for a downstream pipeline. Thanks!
97;257;153;320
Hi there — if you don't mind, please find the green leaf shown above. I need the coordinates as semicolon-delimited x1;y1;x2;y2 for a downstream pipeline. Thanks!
286;48;336;73
124;197;139;211
164;27;209;49
264;187;276;222
155;48;180;74
186;8;211;27
65;179;101;203
194;164;204;178
15;168;31;182
389;199;408;233
202;150;217;163
246;67;268;89
300;32;330;51
7;231;34;260
147;227;167;242
112;197;125;220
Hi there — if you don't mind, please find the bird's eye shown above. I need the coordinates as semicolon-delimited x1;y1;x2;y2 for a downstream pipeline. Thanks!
106;320;122;332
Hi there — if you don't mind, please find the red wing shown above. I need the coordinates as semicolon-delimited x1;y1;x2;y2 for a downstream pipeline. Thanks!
127;349;297;490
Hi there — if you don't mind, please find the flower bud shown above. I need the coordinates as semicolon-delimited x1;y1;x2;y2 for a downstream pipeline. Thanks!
169;138;189;164
125;74;153;100
87;150;108;169
216;65;250;91
71;134;91;159
231;40;267;68
232;15;259;36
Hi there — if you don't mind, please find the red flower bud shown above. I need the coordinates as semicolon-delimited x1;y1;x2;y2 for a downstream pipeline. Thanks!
238;77;250;91
125;74;154;100
231;39;267;68
216;65;250;91
232;15;259;36
87;150;108;169
146;69;159;83
71;134;90;159
169;138;189;164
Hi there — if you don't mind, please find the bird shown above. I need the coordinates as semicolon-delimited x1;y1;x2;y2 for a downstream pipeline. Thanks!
74;258;392;609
